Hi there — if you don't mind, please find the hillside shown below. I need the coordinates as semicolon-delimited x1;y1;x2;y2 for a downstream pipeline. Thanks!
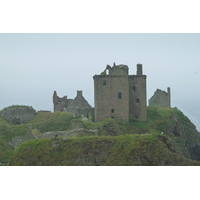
1;106;200;165
0;110;74;163
9;134;200;166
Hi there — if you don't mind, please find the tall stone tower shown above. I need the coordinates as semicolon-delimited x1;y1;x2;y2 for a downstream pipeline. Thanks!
129;64;147;121
93;63;147;122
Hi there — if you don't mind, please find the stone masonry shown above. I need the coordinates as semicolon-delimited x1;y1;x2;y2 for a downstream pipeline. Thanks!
53;90;93;119
149;87;171;107
0;106;36;125
93;63;147;122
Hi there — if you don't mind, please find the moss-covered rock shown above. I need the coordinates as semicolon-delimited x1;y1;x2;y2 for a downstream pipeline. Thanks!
9;134;200;166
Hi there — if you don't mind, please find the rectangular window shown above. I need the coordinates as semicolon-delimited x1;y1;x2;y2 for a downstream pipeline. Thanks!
136;99;139;103
133;86;136;91
103;80;106;85
118;92;122;99
111;109;114;113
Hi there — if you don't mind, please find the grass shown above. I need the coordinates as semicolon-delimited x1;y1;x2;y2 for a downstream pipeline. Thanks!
1;105;200;165
9;133;200;166
0;105;34;113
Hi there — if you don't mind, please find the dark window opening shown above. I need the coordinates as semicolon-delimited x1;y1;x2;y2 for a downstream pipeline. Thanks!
136;99;139;103
133;86;136;91
111;117;114;119
135;116;138;119
103;80;106;85
111;109;114;113
118;92;122;99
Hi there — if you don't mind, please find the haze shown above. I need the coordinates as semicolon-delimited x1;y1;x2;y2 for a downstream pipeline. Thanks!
1;33;200;130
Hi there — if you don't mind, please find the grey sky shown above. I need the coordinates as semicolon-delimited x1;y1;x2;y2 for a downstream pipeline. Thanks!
1;33;200;129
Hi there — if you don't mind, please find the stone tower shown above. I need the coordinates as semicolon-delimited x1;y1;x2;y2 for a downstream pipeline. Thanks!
93;63;147;122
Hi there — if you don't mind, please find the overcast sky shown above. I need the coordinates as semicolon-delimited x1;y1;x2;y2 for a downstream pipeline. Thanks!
1;33;200;129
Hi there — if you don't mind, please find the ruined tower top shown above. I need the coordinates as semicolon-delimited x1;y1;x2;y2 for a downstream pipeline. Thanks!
100;63;129;76
137;64;143;75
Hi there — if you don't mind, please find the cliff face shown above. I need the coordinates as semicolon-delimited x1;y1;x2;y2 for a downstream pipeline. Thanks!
8;135;200;166
7;106;200;166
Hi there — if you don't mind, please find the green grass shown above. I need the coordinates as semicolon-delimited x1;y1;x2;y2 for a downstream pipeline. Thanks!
9;134;200;166
0;111;74;162
1;106;200;165
28;112;74;133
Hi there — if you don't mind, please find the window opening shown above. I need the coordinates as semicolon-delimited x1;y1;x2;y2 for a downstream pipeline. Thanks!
133;86;136;91
118;92;122;99
103;80;106;85
111;109;114;113
136;99;139;103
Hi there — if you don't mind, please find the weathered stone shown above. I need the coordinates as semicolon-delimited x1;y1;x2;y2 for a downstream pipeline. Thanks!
93;63;147;122
8;126;37;148
0;106;36;125
53;91;73;112
149;87;171;107
53;90;93;120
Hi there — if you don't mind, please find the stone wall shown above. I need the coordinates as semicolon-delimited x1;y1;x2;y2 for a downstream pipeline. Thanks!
149;87;171;107
8;126;38;148
93;63;147;122
53;91;73;112
0;106;36;125
8;125;99;148
129;64;147;121
94;74;129;122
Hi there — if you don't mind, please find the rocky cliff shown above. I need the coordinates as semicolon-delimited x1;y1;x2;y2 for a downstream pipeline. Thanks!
7;106;200;166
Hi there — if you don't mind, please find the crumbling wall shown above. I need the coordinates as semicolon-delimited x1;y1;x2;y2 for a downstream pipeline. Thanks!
0;106;36;125
53;91;73;112
8;125;98;148
53;90;93;120
149;87;171;107
8;126;38;148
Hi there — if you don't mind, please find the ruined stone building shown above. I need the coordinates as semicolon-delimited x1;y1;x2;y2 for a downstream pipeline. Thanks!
53;90;93;118
93;63;147;122
149;87;171;107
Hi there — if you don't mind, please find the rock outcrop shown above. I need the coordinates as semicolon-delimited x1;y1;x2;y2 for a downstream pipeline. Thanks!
0;106;36;125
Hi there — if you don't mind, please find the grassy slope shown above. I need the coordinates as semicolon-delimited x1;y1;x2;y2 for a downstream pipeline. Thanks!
9;134;199;166
7;106;200;166
0;111;74;162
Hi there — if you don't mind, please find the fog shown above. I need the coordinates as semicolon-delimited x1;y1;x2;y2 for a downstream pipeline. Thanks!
1;33;200;129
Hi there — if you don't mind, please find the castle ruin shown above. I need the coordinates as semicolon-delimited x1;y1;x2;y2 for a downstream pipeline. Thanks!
53;90;93;119
149;87;171;107
93;63;147;122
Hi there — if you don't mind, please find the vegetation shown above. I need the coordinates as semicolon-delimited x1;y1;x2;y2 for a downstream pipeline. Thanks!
0;105;34;113
0;105;200;165
9;134;199;166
